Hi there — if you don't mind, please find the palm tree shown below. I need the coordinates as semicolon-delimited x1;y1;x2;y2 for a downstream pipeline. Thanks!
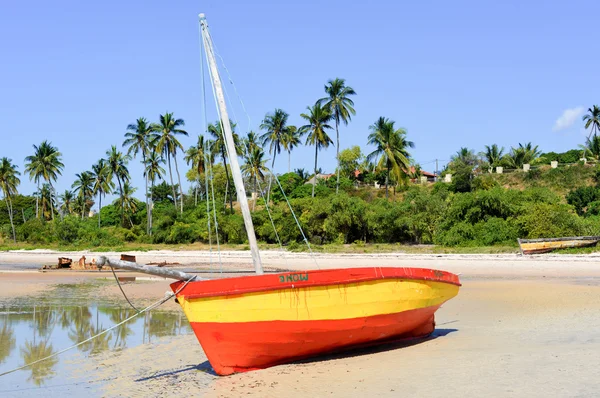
582;134;600;161
59;190;74;216
209;121;242;213
481;144;505;170
71;171;94;219
145;150;165;235
0;158;20;242
24;141;64;220
120;182;138;228
294;168;308;181
260;109;291;175
366;117;414;198
243;131;260;156
299;103;334;198
124;117;155;232
408;163;422;181
106;146;130;227
151;113;188;214
281;125;301;173
505;142;542;168
185;135;210;206
241;146;268;210
319;78;356;194
452;147;478;166
91;159;114;228
583;105;600;140
38;184;55;220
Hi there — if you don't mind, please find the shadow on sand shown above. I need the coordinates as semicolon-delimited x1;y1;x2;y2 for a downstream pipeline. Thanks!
134;327;458;381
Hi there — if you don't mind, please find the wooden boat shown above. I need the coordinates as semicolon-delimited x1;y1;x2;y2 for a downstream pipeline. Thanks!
170;267;460;375
518;236;600;254
99;13;461;376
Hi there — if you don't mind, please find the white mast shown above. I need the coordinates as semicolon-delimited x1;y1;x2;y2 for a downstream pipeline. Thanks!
199;14;263;274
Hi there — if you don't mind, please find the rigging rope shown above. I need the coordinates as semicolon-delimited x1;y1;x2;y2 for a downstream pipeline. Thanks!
199;18;319;269
0;277;194;378
107;262;140;312
208;160;223;274
256;178;289;270
273;174;320;269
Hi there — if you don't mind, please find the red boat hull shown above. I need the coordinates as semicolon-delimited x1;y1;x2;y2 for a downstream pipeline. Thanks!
190;306;439;375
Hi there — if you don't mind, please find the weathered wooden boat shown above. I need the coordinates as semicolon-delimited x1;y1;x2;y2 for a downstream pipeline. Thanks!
518;236;600;254
98;13;461;376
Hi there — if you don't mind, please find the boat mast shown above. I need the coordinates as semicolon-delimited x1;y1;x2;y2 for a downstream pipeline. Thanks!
199;14;263;275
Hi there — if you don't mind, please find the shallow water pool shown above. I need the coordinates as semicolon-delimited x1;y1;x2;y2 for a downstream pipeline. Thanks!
0;284;192;396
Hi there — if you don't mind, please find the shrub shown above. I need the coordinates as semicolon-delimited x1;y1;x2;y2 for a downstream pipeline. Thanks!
517;203;583;238
473;217;519;246
566;186;600;216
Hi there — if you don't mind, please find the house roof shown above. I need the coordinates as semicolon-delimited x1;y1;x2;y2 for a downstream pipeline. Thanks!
409;166;436;178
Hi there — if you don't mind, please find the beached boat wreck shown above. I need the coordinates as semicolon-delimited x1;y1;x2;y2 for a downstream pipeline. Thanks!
518;236;600;254
98;13;461;376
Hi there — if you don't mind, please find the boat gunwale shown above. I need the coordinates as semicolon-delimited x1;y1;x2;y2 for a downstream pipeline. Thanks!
171;267;461;299
518;236;600;244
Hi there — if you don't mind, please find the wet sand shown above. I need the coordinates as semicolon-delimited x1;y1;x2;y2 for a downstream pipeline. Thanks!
1;251;600;397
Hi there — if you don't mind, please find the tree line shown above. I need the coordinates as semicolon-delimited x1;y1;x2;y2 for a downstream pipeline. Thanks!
1;101;600;247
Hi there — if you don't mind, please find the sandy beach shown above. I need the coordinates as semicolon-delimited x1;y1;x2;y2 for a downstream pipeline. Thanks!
1;250;600;397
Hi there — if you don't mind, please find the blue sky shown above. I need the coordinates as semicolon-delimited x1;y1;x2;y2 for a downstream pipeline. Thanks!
1;0;599;202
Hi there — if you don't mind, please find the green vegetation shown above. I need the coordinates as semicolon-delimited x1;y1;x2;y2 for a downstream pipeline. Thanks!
2;91;600;252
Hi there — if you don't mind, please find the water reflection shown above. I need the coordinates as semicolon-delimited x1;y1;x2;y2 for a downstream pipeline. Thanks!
0;303;191;387
20;340;58;386
0;322;16;364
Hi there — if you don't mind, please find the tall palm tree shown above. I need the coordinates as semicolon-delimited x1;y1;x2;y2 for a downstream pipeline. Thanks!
481;144;505;169
299;103;334;198
260;109;290;174
185;135;211;206
59;190;74;216
24;141;64;220
319;78;356;194
241;146;268;210
583;105;600;140
145;150;165;235
151;113;188;214
209;121;242;213
71;171;94;219
281;125;301;173
38;184;55;220
243;131;260;156
120;182;138;228
91;159;114;228
0;158;20;242
106;146;130;227
124;117;155;232
366;117;414;198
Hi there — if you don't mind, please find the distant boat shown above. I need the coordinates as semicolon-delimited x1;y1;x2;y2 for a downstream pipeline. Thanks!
518;236;600;254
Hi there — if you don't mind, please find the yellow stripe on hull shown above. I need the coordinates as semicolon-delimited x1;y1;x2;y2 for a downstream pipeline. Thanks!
179;279;459;323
